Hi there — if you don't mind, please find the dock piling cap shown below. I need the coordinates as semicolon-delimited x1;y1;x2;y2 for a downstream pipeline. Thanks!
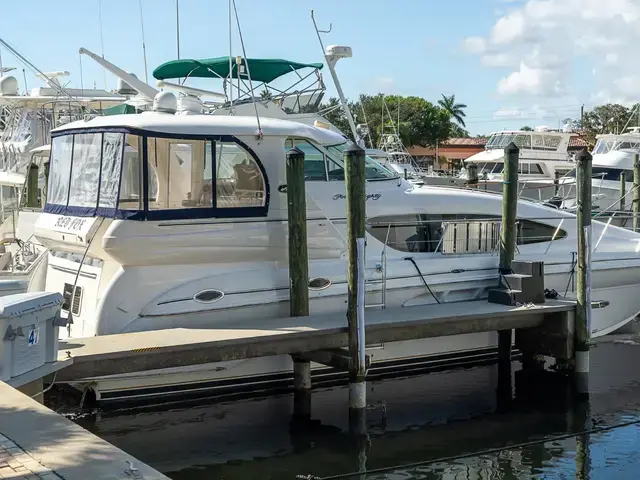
504;142;519;153
345;143;365;156
286;146;305;158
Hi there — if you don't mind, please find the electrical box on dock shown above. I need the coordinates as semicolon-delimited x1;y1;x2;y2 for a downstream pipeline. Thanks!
0;292;64;382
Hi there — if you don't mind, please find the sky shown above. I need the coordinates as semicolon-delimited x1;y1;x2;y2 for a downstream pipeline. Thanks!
0;0;637;136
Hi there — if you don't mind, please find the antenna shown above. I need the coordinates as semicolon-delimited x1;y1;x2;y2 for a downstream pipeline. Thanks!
231;0;261;137
97;0;107;89
228;0;233;109
138;0;149;84
311;10;358;143
176;0;181;59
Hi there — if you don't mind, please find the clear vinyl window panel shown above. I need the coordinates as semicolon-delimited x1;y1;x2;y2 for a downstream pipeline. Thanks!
148;138;212;210
99;132;123;209
48;135;74;205
216;142;265;208
118;134;143;211
68;133;102;208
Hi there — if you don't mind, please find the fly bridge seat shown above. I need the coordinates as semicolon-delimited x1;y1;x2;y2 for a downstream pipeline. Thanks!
488;261;545;306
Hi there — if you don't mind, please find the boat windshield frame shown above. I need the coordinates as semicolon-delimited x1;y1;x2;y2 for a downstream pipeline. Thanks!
324;142;400;182
45;126;271;221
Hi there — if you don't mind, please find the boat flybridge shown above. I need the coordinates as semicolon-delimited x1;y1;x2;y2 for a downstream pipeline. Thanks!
561;128;640;217
32;91;640;403
461;127;579;201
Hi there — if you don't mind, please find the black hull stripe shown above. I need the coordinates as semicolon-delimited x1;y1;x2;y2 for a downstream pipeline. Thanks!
94;347;521;409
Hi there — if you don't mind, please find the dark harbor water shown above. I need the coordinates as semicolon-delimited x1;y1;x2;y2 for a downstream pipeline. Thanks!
51;331;640;479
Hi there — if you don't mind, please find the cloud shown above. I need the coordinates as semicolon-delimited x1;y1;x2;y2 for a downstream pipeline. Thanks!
462;36;487;54
497;62;564;96
467;0;640;102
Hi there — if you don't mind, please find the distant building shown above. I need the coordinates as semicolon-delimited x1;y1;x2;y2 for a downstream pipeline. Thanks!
409;135;591;172
408;138;487;172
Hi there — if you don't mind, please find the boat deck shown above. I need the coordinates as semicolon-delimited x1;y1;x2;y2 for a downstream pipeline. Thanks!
57;299;576;382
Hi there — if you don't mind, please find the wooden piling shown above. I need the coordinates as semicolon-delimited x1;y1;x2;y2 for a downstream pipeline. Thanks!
634;154;640;233
619;172;626;213
286;147;311;393
575;148;592;395
466;163;478;188
554;170;561;196
26;163;39;208
497;143;519;369
344;143;367;411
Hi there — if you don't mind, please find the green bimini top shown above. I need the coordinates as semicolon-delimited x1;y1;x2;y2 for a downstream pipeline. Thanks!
152;57;323;84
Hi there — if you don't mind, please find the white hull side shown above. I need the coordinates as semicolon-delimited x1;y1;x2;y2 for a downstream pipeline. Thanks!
71;262;640;402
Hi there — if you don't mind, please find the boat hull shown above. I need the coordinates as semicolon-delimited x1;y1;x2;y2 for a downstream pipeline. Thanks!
67;261;640;405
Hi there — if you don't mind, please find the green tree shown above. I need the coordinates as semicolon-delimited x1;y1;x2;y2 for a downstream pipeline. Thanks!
438;94;467;127
521;126;534;131
581;104;630;142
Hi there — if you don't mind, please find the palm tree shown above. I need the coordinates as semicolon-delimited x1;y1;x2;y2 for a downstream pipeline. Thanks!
438;94;467;128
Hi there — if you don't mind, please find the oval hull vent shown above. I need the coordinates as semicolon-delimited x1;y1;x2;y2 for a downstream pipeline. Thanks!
194;289;224;303
309;278;332;291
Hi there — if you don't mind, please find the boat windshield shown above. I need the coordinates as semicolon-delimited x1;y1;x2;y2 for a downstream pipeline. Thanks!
486;132;562;151
325;143;399;180
593;138;640;154
46;129;268;220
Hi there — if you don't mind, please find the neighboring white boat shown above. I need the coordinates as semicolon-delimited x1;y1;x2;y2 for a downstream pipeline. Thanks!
561;129;640;218
30;98;640;402
461;128;580;202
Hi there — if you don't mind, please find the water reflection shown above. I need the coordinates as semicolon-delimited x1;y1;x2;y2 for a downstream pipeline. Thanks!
58;341;640;480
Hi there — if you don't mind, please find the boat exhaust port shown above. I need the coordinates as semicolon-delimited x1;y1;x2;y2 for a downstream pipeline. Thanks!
308;278;332;290
193;290;224;304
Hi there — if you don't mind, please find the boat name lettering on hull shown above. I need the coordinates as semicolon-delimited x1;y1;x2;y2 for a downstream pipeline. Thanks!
333;194;381;201
54;216;88;231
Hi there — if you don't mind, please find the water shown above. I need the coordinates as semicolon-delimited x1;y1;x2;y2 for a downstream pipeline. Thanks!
51;334;640;479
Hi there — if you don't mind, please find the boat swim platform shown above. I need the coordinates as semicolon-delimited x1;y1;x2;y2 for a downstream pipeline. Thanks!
56;299;577;382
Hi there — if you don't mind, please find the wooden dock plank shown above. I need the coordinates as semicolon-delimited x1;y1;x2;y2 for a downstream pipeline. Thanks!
57;300;575;382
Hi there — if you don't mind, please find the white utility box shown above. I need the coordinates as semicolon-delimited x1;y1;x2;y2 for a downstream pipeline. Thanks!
0;292;64;382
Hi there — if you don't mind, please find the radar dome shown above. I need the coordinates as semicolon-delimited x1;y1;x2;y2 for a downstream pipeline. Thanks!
0;76;19;96
117;73;139;96
153;91;177;114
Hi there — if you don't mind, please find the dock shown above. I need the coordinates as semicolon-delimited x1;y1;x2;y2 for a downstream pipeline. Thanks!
0;381;169;479
57;299;576;382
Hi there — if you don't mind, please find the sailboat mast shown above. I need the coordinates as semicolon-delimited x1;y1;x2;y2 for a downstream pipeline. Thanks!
228;0;233;108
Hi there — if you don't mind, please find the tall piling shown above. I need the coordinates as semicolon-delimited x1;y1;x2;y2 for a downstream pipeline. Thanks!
466;163;478;188
575;149;592;395
286;147;311;409
344;143;367;427
634;154;640;233
619;172;626;213
26;163;39;208
497;143;519;373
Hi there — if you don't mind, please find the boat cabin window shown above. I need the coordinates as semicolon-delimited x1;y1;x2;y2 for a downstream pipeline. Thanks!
367;214;567;254
284;139;397;181
46;130;268;219
593;139;640;154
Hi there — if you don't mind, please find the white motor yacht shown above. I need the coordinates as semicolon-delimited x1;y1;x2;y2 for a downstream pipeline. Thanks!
561;129;640;221
31;96;640;403
461;128;580;202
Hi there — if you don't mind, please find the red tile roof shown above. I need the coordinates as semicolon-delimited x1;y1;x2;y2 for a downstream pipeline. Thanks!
443;137;488;146
569;136;589;148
